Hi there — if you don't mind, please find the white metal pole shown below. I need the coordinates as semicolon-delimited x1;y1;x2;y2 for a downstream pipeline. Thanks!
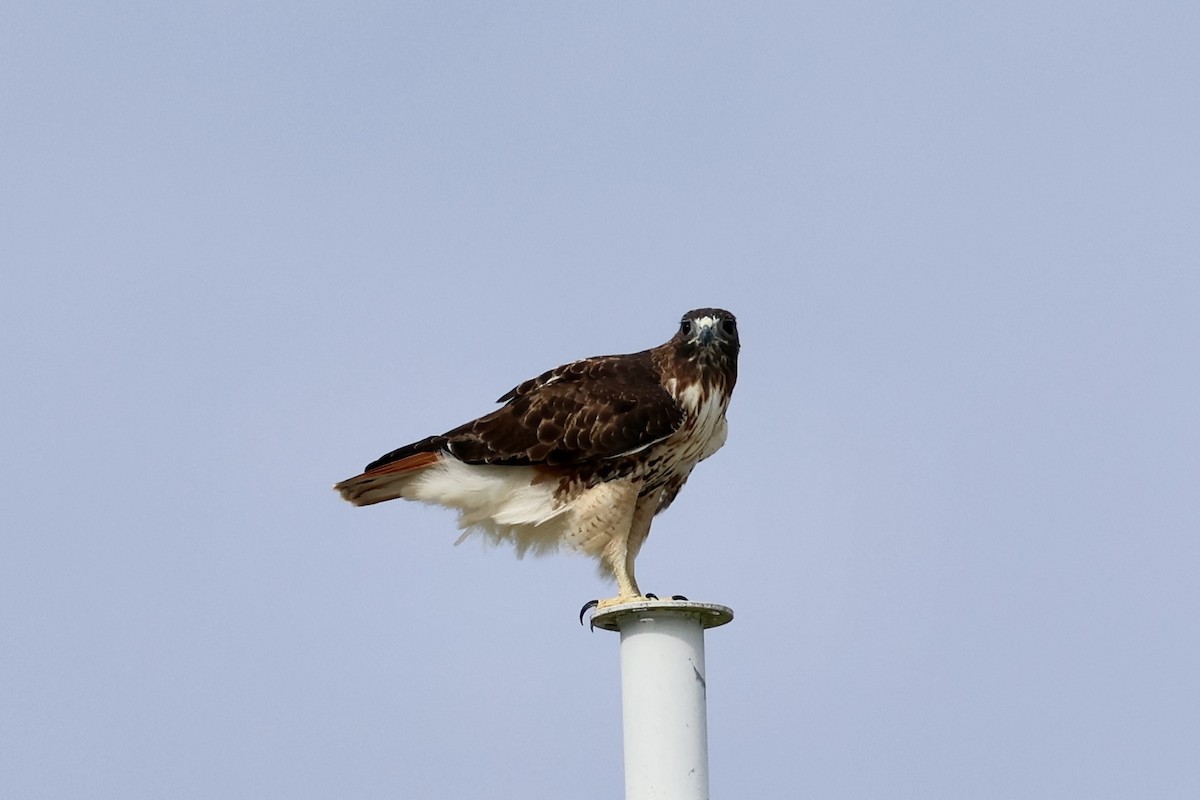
590;598;734;800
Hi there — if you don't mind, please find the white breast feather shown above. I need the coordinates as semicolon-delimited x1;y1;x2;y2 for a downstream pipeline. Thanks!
675;383;729;463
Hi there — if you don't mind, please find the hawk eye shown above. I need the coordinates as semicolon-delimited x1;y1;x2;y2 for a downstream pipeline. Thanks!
721;318;736;335
680;319;693;335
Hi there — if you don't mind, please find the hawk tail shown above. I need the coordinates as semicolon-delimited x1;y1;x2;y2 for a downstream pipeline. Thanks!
334;451;442;506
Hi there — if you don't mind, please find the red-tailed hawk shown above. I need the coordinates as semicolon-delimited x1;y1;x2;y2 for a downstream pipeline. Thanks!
335;308;739;604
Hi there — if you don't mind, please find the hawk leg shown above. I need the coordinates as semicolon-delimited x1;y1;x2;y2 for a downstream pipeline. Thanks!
614;494;655;599
578;492;658;622
591;482;658;601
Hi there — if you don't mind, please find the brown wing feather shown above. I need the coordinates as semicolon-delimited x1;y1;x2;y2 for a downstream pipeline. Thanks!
362;351;682;472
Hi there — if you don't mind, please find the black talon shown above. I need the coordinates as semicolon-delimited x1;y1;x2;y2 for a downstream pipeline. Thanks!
578;599;600;623
671;594;689;601
645;593;658;600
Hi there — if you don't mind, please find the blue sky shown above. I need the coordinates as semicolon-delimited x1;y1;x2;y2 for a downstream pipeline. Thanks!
3;3;1197;798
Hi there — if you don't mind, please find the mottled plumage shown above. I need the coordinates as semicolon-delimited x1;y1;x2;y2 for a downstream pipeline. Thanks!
335;308;739;600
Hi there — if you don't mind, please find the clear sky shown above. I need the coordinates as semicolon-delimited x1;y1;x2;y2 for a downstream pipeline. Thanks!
3;3;1197;798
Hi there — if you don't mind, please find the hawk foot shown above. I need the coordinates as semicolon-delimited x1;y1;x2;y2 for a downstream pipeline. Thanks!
577;593;691;627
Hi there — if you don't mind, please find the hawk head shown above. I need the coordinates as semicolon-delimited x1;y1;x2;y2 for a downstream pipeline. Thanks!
671;308;740;372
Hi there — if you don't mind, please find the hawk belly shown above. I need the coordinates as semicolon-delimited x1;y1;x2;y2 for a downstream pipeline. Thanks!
346;456;643;562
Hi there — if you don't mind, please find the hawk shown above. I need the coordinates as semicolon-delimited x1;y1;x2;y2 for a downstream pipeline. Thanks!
334;308;739;604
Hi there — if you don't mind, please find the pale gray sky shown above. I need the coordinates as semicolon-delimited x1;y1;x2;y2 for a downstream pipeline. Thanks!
3;3;1198;798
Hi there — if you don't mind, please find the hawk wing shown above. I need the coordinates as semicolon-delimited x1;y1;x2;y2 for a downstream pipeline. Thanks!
363;352;683;472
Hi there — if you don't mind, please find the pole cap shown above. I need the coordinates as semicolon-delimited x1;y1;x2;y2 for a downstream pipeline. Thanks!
588;597;734;632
